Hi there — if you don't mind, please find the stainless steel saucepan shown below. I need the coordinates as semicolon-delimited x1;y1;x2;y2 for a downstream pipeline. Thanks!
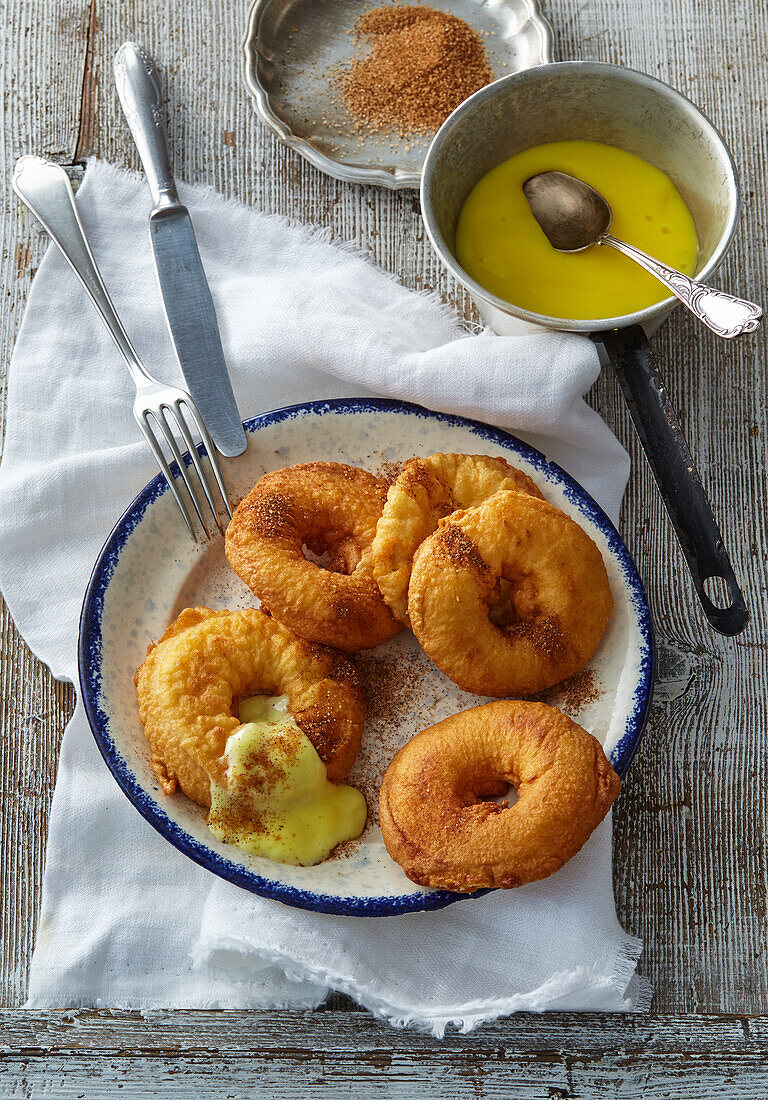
421;61;753;636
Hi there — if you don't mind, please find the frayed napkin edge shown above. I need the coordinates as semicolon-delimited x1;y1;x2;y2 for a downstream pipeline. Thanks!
82;158;486;341
192;932;651;1036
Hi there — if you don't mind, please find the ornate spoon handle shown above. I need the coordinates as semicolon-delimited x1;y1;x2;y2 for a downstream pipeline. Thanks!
603;234;762;339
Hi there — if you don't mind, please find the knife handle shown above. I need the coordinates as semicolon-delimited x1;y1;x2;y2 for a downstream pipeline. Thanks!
114;42;179;210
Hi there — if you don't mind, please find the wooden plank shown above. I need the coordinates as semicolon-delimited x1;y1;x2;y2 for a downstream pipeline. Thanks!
4;1011;768;1098
3;1052;768;1098
3;1006;768;1053
0;0;87;1008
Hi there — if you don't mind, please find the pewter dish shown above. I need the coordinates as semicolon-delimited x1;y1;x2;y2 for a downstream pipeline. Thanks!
242;0;553;189
79;398;653;917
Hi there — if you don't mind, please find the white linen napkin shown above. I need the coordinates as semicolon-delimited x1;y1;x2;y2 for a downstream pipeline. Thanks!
0;160;648;1028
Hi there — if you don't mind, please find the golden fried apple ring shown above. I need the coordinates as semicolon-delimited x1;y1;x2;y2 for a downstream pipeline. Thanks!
135;607;365;807
407;491;613;696
225;463;402;652
371;453;543;626
379;700;620;891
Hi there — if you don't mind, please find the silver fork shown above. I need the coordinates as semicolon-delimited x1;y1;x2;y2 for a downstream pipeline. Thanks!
12;156;232;540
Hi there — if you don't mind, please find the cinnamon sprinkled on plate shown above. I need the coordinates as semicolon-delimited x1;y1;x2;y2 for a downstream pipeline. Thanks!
536;667;602;714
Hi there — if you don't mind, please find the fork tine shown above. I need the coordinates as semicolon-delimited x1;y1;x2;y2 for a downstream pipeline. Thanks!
135;413;196;539
150;409;211;537
170;401;226;536
178;398;233;521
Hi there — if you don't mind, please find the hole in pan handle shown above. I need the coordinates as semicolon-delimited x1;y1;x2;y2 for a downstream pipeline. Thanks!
599;325;749;637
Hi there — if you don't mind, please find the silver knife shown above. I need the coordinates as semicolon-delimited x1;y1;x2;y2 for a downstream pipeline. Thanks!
113;42;246;458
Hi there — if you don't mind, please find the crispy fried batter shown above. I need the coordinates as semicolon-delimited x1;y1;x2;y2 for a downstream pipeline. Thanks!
379;700;620;891
225;463;402;652
135;607;365;807
408;491;613;696
371;453;543;626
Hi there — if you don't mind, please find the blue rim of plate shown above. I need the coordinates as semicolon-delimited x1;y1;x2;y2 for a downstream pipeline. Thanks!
79;397;655;917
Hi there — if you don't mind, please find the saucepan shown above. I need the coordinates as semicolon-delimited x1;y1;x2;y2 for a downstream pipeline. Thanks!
421;61;750;635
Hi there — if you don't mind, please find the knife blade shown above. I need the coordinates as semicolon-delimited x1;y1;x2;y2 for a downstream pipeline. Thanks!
114;42;246;458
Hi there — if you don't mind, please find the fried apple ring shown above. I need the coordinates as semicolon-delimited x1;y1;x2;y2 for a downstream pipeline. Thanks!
379;700;620;891
135;606;365;807
225;462;402;652
371;453;543;626
408;491;613;696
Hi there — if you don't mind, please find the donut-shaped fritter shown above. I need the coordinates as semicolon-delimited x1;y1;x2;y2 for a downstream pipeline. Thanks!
225;463;402;652
135;606;365;807
371;453;543;625
379;700;620;891
408;491;613;696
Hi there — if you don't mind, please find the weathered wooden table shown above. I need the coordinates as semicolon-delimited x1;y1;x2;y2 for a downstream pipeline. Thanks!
2;0;766;1094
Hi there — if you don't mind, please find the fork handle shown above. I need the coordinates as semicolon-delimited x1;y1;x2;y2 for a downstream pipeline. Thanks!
12;157;149;387
114;43;179;210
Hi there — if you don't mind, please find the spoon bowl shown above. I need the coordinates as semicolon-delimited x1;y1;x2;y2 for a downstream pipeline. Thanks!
522;170;612;251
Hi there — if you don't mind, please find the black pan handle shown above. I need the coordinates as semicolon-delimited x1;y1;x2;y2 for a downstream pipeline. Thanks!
600;325;748;636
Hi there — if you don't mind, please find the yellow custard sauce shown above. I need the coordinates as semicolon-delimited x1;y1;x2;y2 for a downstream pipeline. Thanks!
208;695;367;866
455;140;699;320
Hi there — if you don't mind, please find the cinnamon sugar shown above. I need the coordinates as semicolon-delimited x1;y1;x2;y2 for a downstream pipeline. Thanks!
376;460;402;485
245;491;292;538
435;522;489;576
506;616;565;660
352;644;433;819
536;667;602;714
211;739;295;840
336;4;493;136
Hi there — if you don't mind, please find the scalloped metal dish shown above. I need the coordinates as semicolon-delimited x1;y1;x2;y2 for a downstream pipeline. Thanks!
242;0;553;189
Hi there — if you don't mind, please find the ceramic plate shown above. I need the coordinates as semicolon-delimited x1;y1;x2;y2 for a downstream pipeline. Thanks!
242;0;553;189
79;398;653;917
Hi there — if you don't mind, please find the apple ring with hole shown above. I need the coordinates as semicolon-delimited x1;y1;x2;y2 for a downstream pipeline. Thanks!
379;700;620;891
135;606;365;807
407;490;613;696
226;462;402;652
371;453;543;626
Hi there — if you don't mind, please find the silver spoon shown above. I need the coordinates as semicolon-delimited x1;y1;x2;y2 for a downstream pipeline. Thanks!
522;170;762;339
